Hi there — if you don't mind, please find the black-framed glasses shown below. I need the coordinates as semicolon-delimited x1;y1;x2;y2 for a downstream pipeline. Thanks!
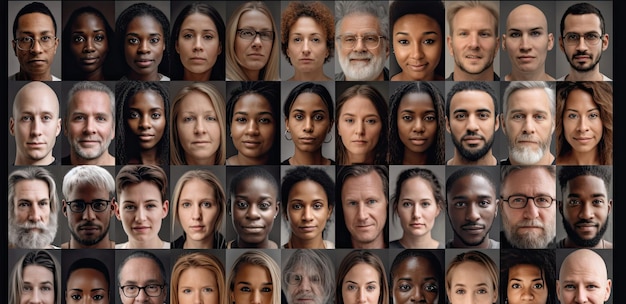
66;199;111;213
336;34;385;49
119;284;165;298
237;29;274;41
501;195;555;209
13;36;58;51
562;32;602;46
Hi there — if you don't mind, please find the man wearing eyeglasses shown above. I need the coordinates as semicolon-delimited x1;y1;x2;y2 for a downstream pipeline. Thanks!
9;1;61;81
60;165;116;249
117;250;168;304
500;165;557;249
334;1;390;81
282;249;335;304
557;2;611;81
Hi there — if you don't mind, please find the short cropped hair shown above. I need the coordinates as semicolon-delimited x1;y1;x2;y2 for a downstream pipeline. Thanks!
446;81;498;118
62;165;115;200
13;1;57;39
115;165;168;202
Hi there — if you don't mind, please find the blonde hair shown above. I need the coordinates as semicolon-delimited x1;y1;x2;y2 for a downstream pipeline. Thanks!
170;252;227;304
446;1;499;35
228;250;281;304
170;82;226;165
226;1;280;81
445;250;498;301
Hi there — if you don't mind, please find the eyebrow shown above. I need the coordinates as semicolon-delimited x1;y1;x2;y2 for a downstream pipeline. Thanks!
19;30;54;35
126;32;162;37
565;107;599;112
346;280;378;285
566;193;606;198
453;108;492;114
508;27;544;32
509;277;543;282
234;111;274;116
236;281;273;286
397;276;437;282
292;108;327;114
129;106;164;112
73;29;105;33
395;31;439;36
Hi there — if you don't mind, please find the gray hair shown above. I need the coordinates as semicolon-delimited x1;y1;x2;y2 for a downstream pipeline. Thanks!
502;81;555;118
66;81;115;125
282;249;335;304
335;1;389;47
62;165;115;200
9;167;59;217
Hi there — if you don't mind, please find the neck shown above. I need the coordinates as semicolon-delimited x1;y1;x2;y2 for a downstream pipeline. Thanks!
140;149;160;165
448;152;496;166
184;234;214;249
129;238;163;249
566;149;600;165
400;233;437;249
451;236;490;248
506;69;554;81
184;69;211;81
15;154;54;166
243;68;261;81
453;67;494;81
291;69;329;81
288;236;325;249
82;68;105;81
17;70;52;81
352;235;385;249
291;149;326;165
128;71;160;81
402;150;428;165
347;151;375;165
566;68;604;81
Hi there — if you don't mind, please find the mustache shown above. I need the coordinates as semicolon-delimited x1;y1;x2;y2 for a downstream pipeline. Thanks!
514;219;544;229
574;219;599;226
348;52;373;60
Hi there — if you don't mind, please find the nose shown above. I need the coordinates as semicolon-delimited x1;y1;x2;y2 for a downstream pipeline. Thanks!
303;117;313;133
139;114;152;130
411;204;421;219
520;286;534;301
28;204;43;222
357;287;367;303
466;114;479;132
251;290;262;304
192;203;202;220
135;206;147;222
468;32;480;49
465;202;480;222
411;41;425;59
138;39;150;54
575;287;589;303
356;204;368;221
134;288;150;302
302;205;313;221
83;116;97;134
521;116;536;134
577;116;590;132
27;289;44;303
578;202;594;220
30;37;44;54
245;119;260;135
523;197;541;219
519;34;531;51
193;35;204;52
195;118;208;134
410;285;426;302
82;204;97;221
84;38;95;53
354;120;365;135
412;118;425;133
353;37;368;52
251;34;263;47
246;204;261;219
30;116;44;137
575;35;589;51
302;39;311;54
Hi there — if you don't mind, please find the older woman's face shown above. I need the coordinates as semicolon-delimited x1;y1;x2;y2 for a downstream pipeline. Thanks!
287;16;328;74
392;256;439;304
20;265;55;304
176;90;221;165
342;263;381;304
178;267;219;304
562;89;603;155
65;268;109;304
124;15;165;80
69;12;109;76
176;12;222;79
178;178;220;246
234;9;273;79
231;264;273;304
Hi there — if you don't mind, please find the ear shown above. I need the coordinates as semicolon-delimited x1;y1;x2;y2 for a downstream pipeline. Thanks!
604;279;612;301
161;200;169;219
608;199;613;214
445;116;451;133
494;36;500;56
274;201;280;218
62;200;68;217
227;199;232;215
285;118;290;131
494;113;500;132
55;118;61;136
547;33;555;51
556;280;562;302
500;115;507;136
558;36;565;52
327;204;334;220
12;40;17;56
110;198;117;217
494;199;499;217
115;200;122;220
501;34;506;50
447;35;454;56
602;33;609;51
9;117;15;136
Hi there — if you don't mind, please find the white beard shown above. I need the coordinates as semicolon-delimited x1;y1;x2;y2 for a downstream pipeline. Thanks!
9;212;58;248
339;51;386;81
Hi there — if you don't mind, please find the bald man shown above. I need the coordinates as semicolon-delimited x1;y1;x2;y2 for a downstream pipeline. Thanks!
557;249;612;304
502;4;555;81
10;81;61;166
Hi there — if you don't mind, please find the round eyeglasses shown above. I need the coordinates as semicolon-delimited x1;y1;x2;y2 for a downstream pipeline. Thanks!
237;29;274;41
337;34;385;49
66;199;111;213
13;36;58;51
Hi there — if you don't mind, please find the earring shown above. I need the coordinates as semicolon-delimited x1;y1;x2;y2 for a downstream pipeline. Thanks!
284;129;292;140
324;133;333;143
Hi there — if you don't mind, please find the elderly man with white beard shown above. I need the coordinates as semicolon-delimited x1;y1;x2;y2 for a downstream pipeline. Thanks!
282;249;335;304
8;167;60;249
334;1;390;81
500;81;556;165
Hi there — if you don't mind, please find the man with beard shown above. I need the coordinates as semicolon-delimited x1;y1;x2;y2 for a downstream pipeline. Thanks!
445;1;500;81
282;249;335;304
557;166;613;249
557;2;611;81
445;167;500;248
500;81;555;165
500;165;557;249
60;165;116;249
445;81;500;165
8;167;59;249
334;1;390;81
61;81;115;165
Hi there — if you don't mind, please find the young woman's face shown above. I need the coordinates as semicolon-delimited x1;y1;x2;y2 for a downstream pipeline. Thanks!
563;89;603;155
230;94;275;161
392;256;439;304
506;264;548;304
20;265;55;304
337;95;382;162
396;177;441;238
286;180;332;243
392;14;442;80
176;91;221;165
446;261;497;304
178;178;220;245
231;264;273;304
397;92;438;155
116;182;169;244
69;12;109;75
342;263;381;304
286;16;329;74
285;92;332;153
124;15;165;79
127;90;166;151
231;177;278;245
176;12;222;79
65;268;109;304
178;267;219;304
234;9;273;79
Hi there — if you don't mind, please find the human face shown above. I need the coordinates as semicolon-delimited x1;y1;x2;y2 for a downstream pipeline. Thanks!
337;96;382;164
556;255;611;304
506;264;548;304
447;7;499;77
234;10;273;80
230;94;276;162
287;17;329;74
66;90;115;164
12;180;52;245
126;90;166;152
285;265;325;304
392;14;442;80
63;183;114;247
337;14;388;81
501;167;556;249
502;88;554;165
560;175;612;247
287;180;332;243
69;13;109;77
176;91;221;165
503;5;554;75
392;256;440;304
20;265;55;304
342;263;381;304
396;177;441;239
447;175;498;247
116;182;169;245
177;267;219;304
562;89;603;155
559;14;608;73
341;172;388;247
66;268;110;304
231;264;273;304
446;261;497;304
231;177;279;246
118;257;167;304
446;90;498;162
124;15;165;80
285;93;332;154
397;92;438;156
13;13;59;80
176;13;222;80
178;178;220;246
10;85;61;165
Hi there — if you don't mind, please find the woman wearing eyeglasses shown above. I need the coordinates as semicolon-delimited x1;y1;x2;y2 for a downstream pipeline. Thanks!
226;1;280;81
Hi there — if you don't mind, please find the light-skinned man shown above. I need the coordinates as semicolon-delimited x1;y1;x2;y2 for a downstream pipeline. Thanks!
557;249;612;304
283;249;335;304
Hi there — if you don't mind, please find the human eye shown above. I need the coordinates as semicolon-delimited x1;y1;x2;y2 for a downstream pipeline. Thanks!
291;203;303;210
532;282;544;289
151;112;162;119
530;30;542;37
479;31;492;38
202;287;214;293
235;116;247;123
424;283;438;292
18;201;31;208
41;35;53;42
512;113;525;120
183;33;193;39
261;287;272;292
92;201;107;210
259;201;272;210
203;34;214;40
509;31;521;38
240;29;255;39
534;113;546;121
181;201;192;208
206;115;217;121
94;34;105;42
150;36;161;44
92;294;105;301
236;201;249;209
398;283;412;292
182;288;192;294
183;115;194;123
402;201;414;208
240;286;251;292
511;196;526;204
477;288;488;294
563;284;576;291
402;115;413;121
478;112;490;119
566;33;579;42
454;201;467;208
424;114;436;121
292;36;302;44
589;112;600;119
20;115;34;121
585;33;600;42
202;201;213;208
455;288;466;294
511;283;521;289
592;199;605;206
314;114;325;121
260;31;273;40
397;39;409;45
72;34;86;43
96;115;108;122
421;201;432;208
478;200;491;208
258;116;272;124
343;35;356;43
454;113;467;120
346;200;358;206
311;36;322;43
38;200;49;207
567;112;579;119
128;37;139;44
366;284;377;291
22;285;33;292
365;118;378;124
294;113;304;120
20;36;34;44
125;285;138;292
567;199;581;206
129;111;140;119
367;199;378;205
73;114;86;121
457;31;468;37
146;284;160;293
313;203;324;210
423;38;435;45
123;204;137;211
70;294;82;300
344;118;354;124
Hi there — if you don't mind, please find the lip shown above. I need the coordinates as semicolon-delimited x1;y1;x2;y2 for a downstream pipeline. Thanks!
27;59;47;65
26;142;46;147
189;225;206;232
248;53;264;58
134;59;154;68
190;57;207;62
407;63;427;71
79;226;100;233
351;140;368;145
573;137;593;144
242;140;261;148
517;56;535;62
298;58;314;63
350;58;371;63
139;133;155;141
299;137;316;144
191;140;211;145
132;226;151;233
409;223;425;228
517;139;538;145
78;139;101;146
574;55;590;60
80;57;99;65
461;225;485;234
298;226;317;233
463;136;483;144
241;226;265;233
409;137;428;145
355;224;374;230
465;54;482;60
